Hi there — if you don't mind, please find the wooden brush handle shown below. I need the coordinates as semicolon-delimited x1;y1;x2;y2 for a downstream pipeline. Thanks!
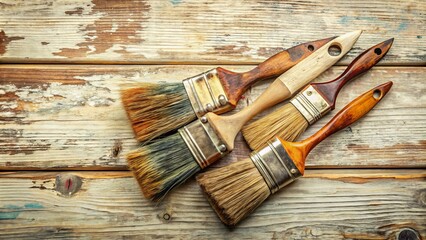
312;38;394;109
300;81;393;156
208;31;362;150
216;37;335;106
277;30;362;95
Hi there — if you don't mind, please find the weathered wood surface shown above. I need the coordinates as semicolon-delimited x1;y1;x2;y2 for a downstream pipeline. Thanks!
0;0;425;65
0;170;424;239
0;65;424;169
0;0;425;238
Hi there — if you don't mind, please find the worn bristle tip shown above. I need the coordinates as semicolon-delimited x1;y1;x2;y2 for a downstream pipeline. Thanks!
127;133;201;201
196;158;270;225
242;103;309;150
121;83;196;142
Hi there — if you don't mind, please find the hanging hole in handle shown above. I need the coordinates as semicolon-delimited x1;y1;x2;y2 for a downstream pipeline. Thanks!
374;48;382;55
328;44;342;56
308;45;314;51
373;89;382;99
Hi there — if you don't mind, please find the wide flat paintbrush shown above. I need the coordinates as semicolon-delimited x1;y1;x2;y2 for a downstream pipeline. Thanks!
127;30;362;201
242;38;394;150
197;81;393;226
121;37;335;142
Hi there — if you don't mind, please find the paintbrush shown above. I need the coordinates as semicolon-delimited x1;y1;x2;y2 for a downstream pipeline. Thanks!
242;38;394;150
121;37;335;142
127;30;362;201
197;81;393;226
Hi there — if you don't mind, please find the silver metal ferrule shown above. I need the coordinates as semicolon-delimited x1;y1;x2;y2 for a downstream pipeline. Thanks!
178;118;229;169
290;85;331;125
250;138;302;194
182;68;232;118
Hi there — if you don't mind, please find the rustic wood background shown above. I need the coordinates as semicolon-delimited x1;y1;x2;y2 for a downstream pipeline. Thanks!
0;0;425;239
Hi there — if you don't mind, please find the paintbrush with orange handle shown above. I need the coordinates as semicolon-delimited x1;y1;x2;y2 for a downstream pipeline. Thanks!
197;81;393;226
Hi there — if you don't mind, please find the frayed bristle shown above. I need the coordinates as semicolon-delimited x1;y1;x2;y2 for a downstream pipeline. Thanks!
196;158;270;226
121;83;196;142
127;133;201;201
242;103;309;150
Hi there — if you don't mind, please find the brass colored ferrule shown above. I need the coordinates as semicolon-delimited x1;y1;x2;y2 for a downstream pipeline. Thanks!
290;85;331;125
182;69;232;118
250;138;302;194
178;117;229;169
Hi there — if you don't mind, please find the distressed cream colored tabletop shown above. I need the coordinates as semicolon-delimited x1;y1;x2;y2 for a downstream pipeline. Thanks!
0;1;425;239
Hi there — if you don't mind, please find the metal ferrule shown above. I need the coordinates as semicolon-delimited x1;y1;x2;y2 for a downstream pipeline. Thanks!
178;117;229;169
182;68;232;118
250;138;302;194
290;85;331;125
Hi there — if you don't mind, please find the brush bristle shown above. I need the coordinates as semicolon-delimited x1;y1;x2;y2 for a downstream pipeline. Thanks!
196;158;270;225
127;133;201;201
242;103;309;150
121;83;196;142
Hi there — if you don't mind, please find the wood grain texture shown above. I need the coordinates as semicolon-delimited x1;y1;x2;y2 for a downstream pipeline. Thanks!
0;0;424;65
0;65;424;169
0;170;424;239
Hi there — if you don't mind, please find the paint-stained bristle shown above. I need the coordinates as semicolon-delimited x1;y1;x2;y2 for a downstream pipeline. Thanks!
127;133;201;201
121;83;196;142
242;103;309;150
196;158;270;226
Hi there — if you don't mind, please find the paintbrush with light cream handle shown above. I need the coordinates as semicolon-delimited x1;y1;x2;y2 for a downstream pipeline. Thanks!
127;30;362;201
197;81;393;226
121;37;335;142
242;38;394;150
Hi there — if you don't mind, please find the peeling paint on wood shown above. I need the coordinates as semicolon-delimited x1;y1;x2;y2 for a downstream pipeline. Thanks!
0;202;44;220
0;30;24;55
54;0;150;58
0;68;116;123
0;0;424;64
0;128;51;155
257;46;285;57
213;43;252;55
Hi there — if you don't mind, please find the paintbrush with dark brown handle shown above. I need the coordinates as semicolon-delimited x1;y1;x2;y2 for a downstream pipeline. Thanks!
121;37;335;142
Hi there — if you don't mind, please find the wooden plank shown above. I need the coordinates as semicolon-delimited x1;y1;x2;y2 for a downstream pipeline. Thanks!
0;170;424;239
0;0;424;65
0;65;424;169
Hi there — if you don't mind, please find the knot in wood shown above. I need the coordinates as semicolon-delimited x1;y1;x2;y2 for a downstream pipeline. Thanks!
55;174;82;197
